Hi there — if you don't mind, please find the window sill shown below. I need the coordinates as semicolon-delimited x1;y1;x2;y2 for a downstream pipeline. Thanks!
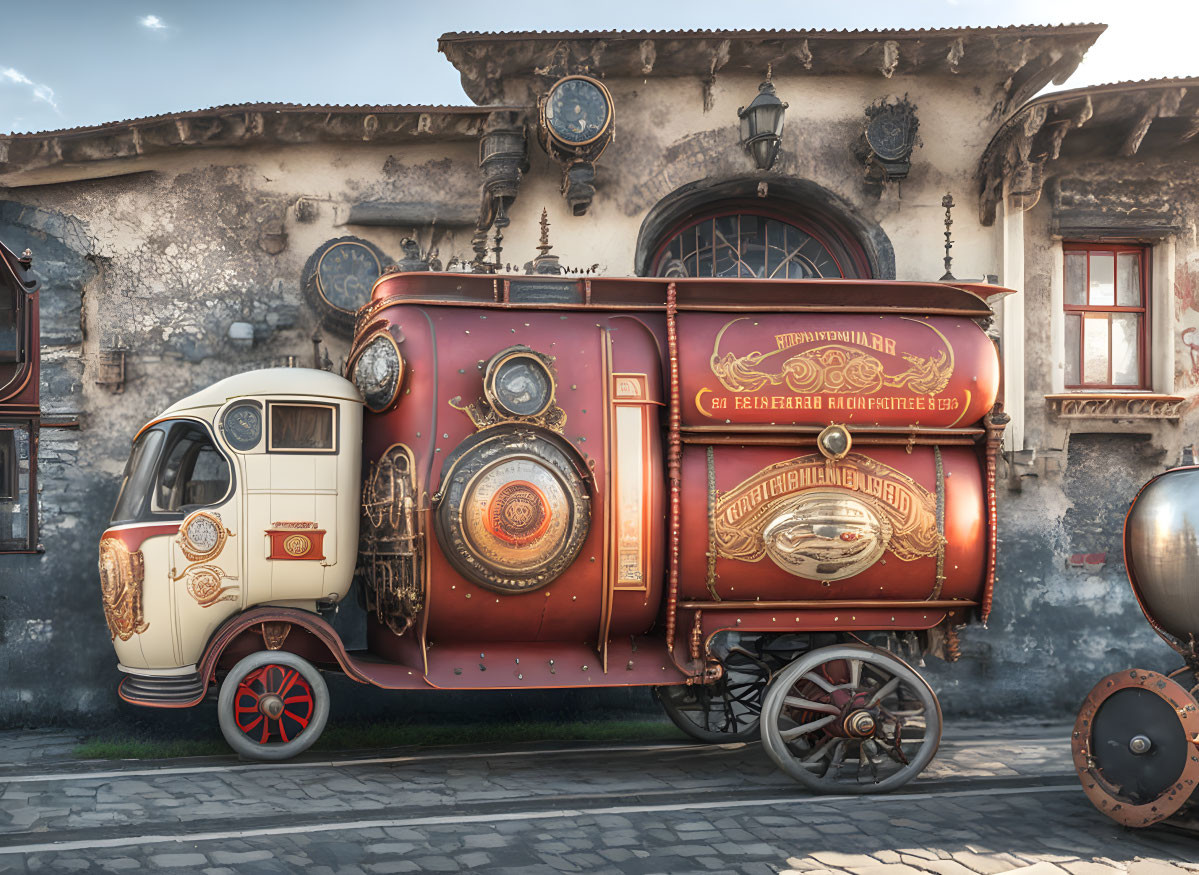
1045;393;1185;420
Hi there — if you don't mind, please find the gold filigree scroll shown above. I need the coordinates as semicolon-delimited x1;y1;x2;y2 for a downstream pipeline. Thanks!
183;565;239;608
99;538;149;641
709;318;955;397
449;395;568;434
713;453;943;570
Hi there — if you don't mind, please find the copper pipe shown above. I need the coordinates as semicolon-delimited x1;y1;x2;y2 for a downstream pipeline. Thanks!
677;599;977;610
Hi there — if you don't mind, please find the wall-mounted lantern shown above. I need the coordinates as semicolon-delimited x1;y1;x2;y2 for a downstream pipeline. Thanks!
739;78;787;171
96;346;127;394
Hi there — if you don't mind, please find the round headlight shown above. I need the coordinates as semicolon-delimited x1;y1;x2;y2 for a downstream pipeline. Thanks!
354;333;403;412
485;348;554;418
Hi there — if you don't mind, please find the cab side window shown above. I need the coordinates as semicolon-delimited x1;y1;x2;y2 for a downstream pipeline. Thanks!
152;423;231;514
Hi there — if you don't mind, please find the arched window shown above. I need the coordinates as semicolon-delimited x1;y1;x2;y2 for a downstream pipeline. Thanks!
652;207;870;280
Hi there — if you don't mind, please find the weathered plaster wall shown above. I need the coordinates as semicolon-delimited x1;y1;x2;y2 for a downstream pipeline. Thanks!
496;71;1006;284
924;152;1199;717
0;142;483;723
4;66;1191;727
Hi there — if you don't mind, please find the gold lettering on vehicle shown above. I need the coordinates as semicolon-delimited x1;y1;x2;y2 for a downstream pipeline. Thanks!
99;538;149;641
713;453;943;567
699;318;958;416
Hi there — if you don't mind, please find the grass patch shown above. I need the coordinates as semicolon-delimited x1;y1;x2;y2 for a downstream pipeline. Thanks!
73;719;688;761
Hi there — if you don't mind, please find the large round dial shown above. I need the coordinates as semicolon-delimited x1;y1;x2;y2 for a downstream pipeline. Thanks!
221;401;262;451
435;430;590;594
544;76;613;147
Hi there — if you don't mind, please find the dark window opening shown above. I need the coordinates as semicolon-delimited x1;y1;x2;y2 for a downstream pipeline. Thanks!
0;284;19;363
0;420;35;551
111;421;232;524
269;403;337;452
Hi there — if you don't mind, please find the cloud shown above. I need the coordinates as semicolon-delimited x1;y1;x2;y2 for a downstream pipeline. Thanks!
2;67;58;110
139;14;168;30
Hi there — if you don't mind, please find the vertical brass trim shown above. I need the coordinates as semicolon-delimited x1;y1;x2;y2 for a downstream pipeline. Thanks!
597;328;614;672
706;446;720;601
665;283;682;654
930;445;946;600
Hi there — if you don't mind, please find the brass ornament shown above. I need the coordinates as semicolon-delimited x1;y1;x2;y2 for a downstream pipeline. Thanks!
451;346;567;435
283;534;312;557
761;491;893;581
708;317;958;400
713;453;943;579
712;343;952;397
359;444;425;637
98;538;149;641
178;510;231;563
260;621;292;651
184;565;239;608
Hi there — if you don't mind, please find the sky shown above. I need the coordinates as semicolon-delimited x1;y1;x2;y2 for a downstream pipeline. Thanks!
1;0;1198;136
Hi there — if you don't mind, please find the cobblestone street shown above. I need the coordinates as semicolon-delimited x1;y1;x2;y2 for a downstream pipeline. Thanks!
0;721;1193;874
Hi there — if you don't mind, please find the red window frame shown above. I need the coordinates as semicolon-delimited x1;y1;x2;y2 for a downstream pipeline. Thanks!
1063;242;1150;391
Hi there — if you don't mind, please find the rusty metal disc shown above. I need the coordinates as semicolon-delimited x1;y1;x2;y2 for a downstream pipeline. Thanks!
1073;668;1199;827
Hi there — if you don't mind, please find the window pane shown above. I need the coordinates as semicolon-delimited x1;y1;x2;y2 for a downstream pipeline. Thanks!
713;216;738;277
1089;253;1115;306
0;288;18;362
271;404;334;451
1065;252;1087;306
0;422;33;548
111;428;165;523
1083;313;1110;384
1112;313;1141;386
1117;252;1142;307
1065;313;1081;385
152;423;230;513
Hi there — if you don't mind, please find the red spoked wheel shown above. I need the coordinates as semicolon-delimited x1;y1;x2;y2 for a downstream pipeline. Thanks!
217;651;330;761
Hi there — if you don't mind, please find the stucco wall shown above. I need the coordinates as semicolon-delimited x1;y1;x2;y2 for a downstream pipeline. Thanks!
2;64;1193;727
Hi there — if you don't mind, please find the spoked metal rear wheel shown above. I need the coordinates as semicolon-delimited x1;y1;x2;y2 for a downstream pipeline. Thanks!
656;645;785;743
760;643;941;793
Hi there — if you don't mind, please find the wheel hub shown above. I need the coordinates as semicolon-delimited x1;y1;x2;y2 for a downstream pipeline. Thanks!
843;709;877;738
259;694;285;720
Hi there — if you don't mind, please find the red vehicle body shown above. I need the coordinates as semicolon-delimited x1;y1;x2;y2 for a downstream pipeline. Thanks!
106;272;1009;792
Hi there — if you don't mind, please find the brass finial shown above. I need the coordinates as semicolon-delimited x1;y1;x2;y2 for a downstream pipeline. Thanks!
530;207;563;276
537;207;552;258
940;193;956;282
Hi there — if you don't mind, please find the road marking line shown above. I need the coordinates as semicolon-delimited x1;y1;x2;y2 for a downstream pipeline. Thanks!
0;784;1079;856
0;741;722;785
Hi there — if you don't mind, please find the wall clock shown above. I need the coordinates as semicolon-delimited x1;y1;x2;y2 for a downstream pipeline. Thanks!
301;236;387;335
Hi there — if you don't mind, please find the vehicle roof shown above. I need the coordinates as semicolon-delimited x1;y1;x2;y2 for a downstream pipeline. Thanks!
160;368;362;416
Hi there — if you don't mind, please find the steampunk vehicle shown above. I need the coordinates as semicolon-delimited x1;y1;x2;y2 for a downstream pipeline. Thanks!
100;270;1010;792
1073;467;1199;828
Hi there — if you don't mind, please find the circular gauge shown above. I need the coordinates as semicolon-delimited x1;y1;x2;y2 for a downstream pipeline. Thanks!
485;348;554;419
181;510;226;562
352;333;404;412
543;76;613;147
435;430;590;594
221;401;262;451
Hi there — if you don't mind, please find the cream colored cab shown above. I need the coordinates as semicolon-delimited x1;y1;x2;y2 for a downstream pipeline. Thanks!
101;369;363;675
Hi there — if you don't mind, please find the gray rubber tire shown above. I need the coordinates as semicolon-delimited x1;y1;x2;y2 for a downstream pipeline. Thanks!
217;650;330;761
760;643;941;794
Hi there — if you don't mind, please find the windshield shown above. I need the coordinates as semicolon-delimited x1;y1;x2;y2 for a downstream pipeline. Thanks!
110;420;232;524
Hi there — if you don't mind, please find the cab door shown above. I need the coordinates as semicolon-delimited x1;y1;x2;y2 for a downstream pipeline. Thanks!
155;420;241;666
242;399;348;606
